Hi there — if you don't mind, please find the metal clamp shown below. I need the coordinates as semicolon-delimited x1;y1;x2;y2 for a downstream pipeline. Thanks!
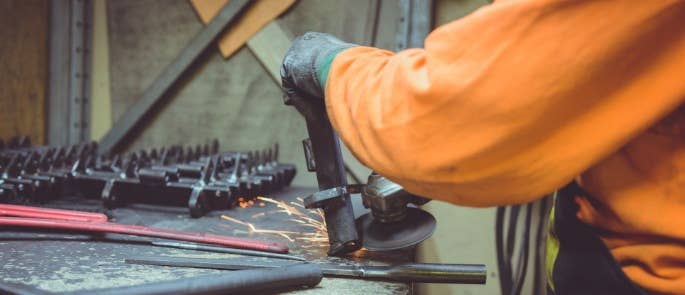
303;184;364;209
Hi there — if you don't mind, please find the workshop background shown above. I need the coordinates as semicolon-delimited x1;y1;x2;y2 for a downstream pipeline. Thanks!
0;0;544;294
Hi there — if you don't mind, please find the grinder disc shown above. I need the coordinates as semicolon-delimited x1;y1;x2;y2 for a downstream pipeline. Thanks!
356;207;436;251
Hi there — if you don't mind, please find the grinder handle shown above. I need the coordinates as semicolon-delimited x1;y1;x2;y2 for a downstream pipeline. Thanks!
363;263;487;284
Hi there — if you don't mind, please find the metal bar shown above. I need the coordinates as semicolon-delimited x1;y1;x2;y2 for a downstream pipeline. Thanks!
396;0;412;51
0;204;108;223
48;0;93;146
48;0;71;147
82;0;93;142
125;256;488;284
68;0;92;144
407;0;433;48
0;217;288;253
150;241;307;261
98;0;252;155
363;0;381;46
66;264;322;295
395;0;434;51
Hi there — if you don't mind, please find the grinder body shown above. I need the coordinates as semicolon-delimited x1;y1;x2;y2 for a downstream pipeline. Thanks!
283;89;361;256
283;87;434;255
302;119;361;255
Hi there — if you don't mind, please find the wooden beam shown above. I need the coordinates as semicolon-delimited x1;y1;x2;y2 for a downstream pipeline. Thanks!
246;21;293;86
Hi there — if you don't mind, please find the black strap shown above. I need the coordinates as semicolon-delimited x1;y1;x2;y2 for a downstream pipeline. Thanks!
549;182;645;295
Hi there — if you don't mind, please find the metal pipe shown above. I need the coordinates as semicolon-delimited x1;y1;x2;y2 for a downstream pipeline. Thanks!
150;241;306;262
66;264;322;295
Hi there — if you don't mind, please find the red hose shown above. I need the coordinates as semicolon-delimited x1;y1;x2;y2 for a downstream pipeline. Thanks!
0;217;288;253
0;204;108;223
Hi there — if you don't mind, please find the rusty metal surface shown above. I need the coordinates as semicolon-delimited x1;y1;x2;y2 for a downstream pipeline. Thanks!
0;186;412;294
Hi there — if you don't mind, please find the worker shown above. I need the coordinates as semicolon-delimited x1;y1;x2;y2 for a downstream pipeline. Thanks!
281;1;685;294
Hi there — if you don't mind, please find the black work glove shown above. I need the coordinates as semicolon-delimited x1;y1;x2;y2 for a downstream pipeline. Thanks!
281;32;357;121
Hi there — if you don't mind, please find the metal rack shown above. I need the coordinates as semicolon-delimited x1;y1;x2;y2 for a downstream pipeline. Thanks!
0;137;296;217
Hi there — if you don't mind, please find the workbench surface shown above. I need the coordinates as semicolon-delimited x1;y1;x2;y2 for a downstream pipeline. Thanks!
0;186;414;294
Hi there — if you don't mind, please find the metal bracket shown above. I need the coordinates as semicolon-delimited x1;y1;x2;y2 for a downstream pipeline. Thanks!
48;0;93;146
395;0;434;51
302;184;364;209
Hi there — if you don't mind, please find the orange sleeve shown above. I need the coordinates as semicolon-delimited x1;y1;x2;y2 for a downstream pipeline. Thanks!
325;0;685;206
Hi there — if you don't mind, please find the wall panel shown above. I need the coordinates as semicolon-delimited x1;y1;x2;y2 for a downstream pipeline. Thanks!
0;0;48;144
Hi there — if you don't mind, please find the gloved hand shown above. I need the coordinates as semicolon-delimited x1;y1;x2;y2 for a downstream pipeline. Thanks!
281;32;357;120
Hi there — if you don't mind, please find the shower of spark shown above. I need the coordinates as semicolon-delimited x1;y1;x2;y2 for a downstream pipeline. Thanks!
237;197;265;208
220;196;328;248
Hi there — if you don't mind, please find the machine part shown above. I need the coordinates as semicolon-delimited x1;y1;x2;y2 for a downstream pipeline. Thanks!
98;0;252;155
361;173;430;223
150;241;306;261
303;185;363;209
0;204;288;253
0;137;296;217
356;207;436;251
351;173;436;251
286;89;436;254
66;263;322;295
284;90;360;256
125;256;486;284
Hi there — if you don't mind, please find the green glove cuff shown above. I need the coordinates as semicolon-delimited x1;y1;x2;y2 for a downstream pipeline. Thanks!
316;47;350;93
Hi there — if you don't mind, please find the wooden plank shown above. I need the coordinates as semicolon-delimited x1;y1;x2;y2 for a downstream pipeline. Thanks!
190;0;296;59
245;21;293;85
0;0;49;145
98;0;252;155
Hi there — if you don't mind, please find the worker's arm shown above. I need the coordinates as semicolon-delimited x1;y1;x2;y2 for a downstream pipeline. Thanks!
324;0;685;206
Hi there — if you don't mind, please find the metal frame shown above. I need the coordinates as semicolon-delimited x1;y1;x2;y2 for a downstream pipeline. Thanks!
395;0;434;51
48;0;93;146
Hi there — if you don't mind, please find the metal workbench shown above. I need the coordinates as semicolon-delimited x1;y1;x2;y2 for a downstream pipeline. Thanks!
0;186;413;294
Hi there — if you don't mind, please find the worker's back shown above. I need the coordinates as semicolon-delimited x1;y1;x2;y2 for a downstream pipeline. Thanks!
307;0;685;293
578;104;685;294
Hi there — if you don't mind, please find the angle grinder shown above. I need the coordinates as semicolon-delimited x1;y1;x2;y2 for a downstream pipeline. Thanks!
299;151;437;254
356;173;436;251
283;85;436;255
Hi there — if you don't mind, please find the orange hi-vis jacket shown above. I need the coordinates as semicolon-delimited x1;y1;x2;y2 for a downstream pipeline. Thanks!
324;1;685;294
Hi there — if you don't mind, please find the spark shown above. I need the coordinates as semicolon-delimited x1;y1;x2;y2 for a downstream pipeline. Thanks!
237;197;255;208
220;214;298;242
221;196;328;247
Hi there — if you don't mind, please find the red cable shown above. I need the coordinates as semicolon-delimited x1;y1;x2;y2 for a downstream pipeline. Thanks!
0;204;108;223
0;204;288;253
0;217;288;253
